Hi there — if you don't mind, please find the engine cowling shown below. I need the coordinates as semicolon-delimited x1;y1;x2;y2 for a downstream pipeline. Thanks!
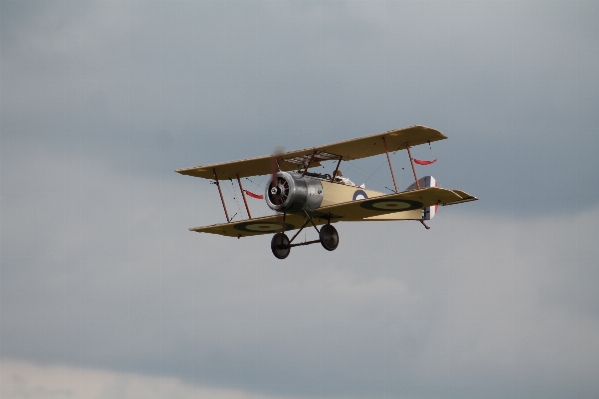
265;171;324;213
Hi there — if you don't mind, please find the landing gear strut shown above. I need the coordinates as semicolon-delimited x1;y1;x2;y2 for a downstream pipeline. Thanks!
270;212;339;259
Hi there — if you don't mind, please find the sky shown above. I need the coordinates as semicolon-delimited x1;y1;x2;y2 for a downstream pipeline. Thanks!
1;1;598;398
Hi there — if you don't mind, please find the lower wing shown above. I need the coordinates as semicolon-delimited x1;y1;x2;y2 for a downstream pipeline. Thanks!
312;187;477;221
189;213;333;238
190;187;477;237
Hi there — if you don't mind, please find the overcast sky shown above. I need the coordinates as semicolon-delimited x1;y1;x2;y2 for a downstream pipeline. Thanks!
1;1;598;398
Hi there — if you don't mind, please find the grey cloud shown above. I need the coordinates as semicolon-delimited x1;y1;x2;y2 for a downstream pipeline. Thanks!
2;1;598;215
2;2;599;399
2;144;599;399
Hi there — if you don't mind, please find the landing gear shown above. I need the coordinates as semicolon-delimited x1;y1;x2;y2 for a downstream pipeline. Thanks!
270;211;340;259
319;224;339;251
271;232;290;259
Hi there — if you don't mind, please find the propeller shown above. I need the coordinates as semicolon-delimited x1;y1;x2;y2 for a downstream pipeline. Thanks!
269;147;286;229
270;146;284;188
269;177;290;205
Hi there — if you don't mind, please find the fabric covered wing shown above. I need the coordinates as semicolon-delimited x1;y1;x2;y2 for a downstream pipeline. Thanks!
176;125;446;180
176;149;319;180
313;187;476;221
190;187;477;237
189;213;334;238
312;125;446;162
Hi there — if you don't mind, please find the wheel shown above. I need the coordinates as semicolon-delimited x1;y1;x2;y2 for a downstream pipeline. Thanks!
271;232;290;259
319;224;339;251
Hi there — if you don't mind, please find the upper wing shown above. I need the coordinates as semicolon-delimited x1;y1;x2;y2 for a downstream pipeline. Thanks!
176;125;446;180
313;125;446;162
176;149;319;181
311;187;477;221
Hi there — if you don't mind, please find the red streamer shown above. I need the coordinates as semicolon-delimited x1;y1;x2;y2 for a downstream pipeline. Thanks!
413;158;437;165
245;190;264;199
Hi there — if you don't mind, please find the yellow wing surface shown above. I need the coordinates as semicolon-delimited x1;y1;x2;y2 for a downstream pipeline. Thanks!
190;213;323;238
316;187;474;221
176;125;446;180
191;187;476;237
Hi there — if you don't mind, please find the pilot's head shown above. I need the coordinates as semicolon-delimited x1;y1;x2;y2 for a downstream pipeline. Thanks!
334;170;344;177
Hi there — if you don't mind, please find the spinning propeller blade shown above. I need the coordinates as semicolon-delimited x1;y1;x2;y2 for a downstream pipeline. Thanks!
270;147;285;224
270;146;284;187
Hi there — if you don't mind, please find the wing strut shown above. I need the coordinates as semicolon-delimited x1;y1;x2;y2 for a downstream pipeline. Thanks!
382;137;399;193
236;174;252;219
301;151;317;177
406;144;420;189
213;168;230;223
331;156;343;182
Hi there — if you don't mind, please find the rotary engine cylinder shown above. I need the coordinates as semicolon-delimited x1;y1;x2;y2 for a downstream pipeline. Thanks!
265;171;324;213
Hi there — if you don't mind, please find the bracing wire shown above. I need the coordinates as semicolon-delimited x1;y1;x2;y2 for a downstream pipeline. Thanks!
428;140;441;184
344;159;392;189
245;176;274;218
392;150;409;190
256;174;267;190
223;178;244;221
244;176;265;195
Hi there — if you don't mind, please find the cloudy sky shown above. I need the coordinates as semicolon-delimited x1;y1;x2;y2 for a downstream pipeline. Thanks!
1;1;598;398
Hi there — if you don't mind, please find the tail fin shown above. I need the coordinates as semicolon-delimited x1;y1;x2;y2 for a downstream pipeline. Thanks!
405;176;439;220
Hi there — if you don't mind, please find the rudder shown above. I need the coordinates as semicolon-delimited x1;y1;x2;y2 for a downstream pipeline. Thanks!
405;176;439;220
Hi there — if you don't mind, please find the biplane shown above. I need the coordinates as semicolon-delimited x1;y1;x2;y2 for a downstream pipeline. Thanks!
176;125;477;259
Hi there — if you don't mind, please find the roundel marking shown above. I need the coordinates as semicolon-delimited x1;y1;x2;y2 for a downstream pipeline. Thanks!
233;222;295;233
353;190;368;201
359;199;423;212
